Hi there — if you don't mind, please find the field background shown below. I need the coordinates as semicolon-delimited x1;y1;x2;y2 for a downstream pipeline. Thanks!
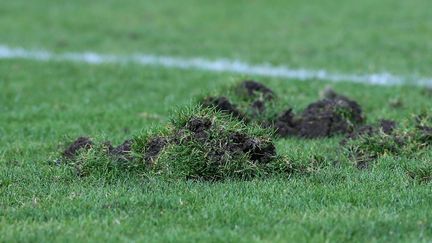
1;0;432;242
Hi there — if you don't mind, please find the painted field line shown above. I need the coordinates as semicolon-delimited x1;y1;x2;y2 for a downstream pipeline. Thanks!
0;44;431;87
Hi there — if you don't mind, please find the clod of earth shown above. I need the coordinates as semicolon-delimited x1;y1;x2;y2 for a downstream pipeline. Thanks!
380;119;397;135
62;136;93;159
274;92;364;138
137;107;281;180
108;140;133;162
237;80;274;100
340;119;397;145
181;116;276;164
201;96;246;120
251;100;266;115
274;109;299;137
143;137;168;165
227;131;276;163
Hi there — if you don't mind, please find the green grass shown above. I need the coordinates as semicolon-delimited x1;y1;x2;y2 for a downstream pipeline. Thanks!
1;0;432;242
1;0;432;76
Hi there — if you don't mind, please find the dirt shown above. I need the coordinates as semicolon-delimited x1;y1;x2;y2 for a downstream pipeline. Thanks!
143;137;168;165
340;119;397;145
186;117;212;141
144;116;277;168
237;80;274;100
109;140;133;162
227;132;276;163
380;119;396;134
274;93;364;138
62;137;93;159
201;83;365;139
274;109;299;137
251;100;266;115
416;125;432;144
201;96;246;120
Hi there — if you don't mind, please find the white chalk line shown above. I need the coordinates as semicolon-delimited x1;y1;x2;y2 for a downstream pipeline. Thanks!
0;44;431;87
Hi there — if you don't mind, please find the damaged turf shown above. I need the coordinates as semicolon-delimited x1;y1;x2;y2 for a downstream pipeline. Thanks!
61;105;289;180
59;79;430;179
274;88;364;138
343;113;432;169
136;107;285;180
201;81;365;139
62;137;93;159
201;96;247;120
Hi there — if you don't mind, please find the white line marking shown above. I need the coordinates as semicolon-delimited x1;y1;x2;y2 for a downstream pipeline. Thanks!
0;45;431;87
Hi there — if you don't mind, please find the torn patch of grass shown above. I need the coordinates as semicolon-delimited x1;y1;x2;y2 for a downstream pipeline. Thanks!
137;106;292;181
60;105;295;181
343;111;432;169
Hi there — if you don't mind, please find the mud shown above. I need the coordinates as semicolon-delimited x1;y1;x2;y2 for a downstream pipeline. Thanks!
201;96;246;120
62;137;93;159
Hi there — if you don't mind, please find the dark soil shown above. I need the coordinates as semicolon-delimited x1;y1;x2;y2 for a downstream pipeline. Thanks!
227;132;276;163
251;100;266;115
201;96;246;120
380;119;397;135
341;119;397;145
183;116;276;164
62;137;93;159
186;117;212;141
274;109;299;137
416;125;432;144
109;140;133;162
148;116;276;167
274;93;364;138
187;117;212;133
238;80;274;100
143;137;168;165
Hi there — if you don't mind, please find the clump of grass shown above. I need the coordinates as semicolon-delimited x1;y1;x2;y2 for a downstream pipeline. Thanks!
60;105;293;181
405;160;432;184
343;111;432;169
135;106;292;180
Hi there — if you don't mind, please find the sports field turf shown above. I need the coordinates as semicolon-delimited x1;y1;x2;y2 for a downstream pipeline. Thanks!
1;0;432;242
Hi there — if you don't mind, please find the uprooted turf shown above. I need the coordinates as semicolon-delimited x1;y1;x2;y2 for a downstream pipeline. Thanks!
59;80;431;182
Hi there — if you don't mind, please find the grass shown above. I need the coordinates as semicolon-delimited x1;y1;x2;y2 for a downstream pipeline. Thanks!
1;0;432;242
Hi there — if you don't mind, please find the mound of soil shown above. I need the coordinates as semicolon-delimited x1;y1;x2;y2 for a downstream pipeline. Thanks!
62;137;93;159
341;119;397;145
143;137;168;165
108;140;133;162
139;114;277;180
181;116;276;164
227;132;276;163
237;80;274;100
201;96;246;120
274;93;364;138
274;109;299;137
